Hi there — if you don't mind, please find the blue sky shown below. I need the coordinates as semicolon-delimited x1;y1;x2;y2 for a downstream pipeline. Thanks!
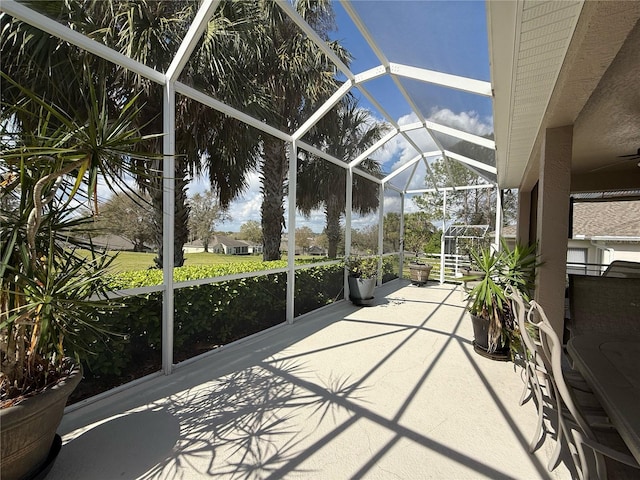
332;0;491;120
208;1;494;233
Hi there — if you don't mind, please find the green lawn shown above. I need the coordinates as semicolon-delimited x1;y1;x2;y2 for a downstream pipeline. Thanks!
86;251;267;273
89;251;319;273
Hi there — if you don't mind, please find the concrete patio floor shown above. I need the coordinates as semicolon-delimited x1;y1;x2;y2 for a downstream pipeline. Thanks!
49;280;573;479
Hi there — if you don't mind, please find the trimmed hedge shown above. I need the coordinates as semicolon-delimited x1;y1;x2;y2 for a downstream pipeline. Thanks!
107;259;291;290
71;258;398;403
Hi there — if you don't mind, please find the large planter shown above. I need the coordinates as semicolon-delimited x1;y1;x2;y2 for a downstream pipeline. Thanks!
470;314;510;361
1;362;82;480
409;262;432;286
348;275;376;306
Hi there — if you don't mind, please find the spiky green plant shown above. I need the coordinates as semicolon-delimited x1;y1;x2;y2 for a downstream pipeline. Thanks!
0;73;159;406
465;239;538;353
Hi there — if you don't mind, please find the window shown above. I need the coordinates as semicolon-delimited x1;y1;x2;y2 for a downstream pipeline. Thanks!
567;247;588;275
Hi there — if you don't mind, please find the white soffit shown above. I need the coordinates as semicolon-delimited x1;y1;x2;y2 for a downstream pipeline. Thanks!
489;0;584;189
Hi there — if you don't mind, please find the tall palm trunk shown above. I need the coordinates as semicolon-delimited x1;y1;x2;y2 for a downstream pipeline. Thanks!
149;159;190;268
147;160;164;267
174;165;190;267
325;191;342;258
463;190;470;224
261;138;288;261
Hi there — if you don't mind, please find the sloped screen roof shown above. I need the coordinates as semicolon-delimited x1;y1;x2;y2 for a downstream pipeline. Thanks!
2;0;496;193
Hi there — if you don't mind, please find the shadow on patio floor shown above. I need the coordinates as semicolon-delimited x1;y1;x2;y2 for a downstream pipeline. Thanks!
49;280;572;479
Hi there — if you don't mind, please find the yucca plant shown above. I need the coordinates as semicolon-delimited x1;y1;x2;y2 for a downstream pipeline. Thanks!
465;239;538;353
0;72;159;407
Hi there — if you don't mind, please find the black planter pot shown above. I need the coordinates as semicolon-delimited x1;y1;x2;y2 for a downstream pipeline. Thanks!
470;314;510;361
348;275;376;306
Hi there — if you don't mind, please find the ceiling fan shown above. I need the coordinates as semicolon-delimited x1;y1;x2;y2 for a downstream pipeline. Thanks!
589;147;640;172
619;147;640;161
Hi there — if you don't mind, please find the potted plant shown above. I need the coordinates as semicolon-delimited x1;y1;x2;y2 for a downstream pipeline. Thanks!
409;258;433;286
404;215;434;286
0;75;155;479
345;254;379;305
463;240;537;360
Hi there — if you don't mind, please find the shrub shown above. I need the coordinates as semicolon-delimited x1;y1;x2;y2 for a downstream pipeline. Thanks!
72;261;347;402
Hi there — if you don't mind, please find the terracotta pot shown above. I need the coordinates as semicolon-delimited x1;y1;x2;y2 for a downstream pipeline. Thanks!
409;263;432;285
1;362;82;480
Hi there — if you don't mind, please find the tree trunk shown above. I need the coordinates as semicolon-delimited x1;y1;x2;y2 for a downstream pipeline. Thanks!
487;189;493;229
174;164;189;267
261;139;287;261
148;160;164;268
463;190;470;224
474;188;480;224
149;160;189;268
326;192;341;259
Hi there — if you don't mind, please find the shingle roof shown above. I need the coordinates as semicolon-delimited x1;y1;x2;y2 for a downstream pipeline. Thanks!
212;235;251;248
573;200;640;238
89;234;151;250
501;225;517;238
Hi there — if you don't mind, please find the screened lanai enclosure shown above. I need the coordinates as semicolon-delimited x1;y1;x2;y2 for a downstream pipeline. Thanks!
2;0;499;402
4;0;640;478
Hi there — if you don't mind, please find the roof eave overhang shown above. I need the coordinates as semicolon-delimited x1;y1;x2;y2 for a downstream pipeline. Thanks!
488;1;585;190
486;0;517;189
574;236;640;243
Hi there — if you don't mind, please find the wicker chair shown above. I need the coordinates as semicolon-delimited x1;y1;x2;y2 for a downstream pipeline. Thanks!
568;275;640;338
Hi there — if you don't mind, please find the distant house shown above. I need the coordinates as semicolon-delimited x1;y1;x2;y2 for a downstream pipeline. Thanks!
499;200;640;270
184;236;262;255
247;243;263;255
499;225;517;244
280;235;302;255
183;239;207;254
568;200;640;269
89;234;153;252
307;245;327;256
210;235;252;255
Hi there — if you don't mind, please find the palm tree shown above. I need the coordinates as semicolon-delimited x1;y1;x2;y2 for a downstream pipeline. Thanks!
253;0;351;260
1;0;264;267
298;97;390;258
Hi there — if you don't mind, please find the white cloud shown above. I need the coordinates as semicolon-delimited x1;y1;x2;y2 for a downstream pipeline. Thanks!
428;108;493;137
371;108;493;193
218;171;263;231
